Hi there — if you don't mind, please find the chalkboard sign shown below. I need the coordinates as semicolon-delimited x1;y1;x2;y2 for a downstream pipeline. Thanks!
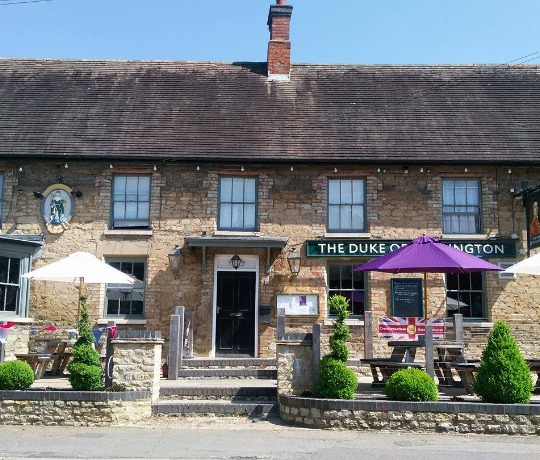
391;278;423;317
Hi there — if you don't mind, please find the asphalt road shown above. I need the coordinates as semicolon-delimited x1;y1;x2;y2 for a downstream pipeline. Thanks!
2;418;540;460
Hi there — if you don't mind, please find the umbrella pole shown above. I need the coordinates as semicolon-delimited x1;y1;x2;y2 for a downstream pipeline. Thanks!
77;277;84;322
423;272;428;320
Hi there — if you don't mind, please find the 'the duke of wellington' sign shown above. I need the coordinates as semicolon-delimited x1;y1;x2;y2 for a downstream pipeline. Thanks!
305;239;516;259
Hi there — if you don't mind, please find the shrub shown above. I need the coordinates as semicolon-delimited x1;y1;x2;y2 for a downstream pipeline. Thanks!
68;294;103;391
0;360;35;390
473;320;533;404
316;355;358;400
316;295;357;399
67;361;103;391
385;368;438;402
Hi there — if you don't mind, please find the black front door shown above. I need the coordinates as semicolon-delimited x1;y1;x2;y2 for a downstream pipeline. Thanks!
216;271;256;356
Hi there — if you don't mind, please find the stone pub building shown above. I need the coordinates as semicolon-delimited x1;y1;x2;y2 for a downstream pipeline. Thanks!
0;1;539;361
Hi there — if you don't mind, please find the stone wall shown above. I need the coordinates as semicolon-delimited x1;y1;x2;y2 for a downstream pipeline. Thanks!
1;160;540;360
280;396;540;435
4;328;30;360
0;390;152;426
112;338;162;400
276;341;313;396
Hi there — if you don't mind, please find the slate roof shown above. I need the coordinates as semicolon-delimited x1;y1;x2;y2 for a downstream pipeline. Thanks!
1;58;539;165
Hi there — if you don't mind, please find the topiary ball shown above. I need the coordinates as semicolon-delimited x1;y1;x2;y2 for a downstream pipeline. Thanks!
473;320;533;404
385;368;438;402
0;360;35;390
316;355;358;400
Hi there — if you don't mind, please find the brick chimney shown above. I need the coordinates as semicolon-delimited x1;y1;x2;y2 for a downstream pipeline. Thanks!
267;0;293;80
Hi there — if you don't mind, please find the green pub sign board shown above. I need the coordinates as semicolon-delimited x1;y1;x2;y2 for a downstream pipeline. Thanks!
305;239;516;259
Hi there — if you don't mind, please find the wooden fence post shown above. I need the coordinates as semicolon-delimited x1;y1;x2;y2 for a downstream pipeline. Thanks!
425;323;434;379
363;310;373;359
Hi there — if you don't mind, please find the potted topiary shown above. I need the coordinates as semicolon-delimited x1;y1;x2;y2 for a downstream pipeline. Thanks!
0;360;35;390
385;367;438;401
316;295;358;400
67;294;103;390
473;320;533;404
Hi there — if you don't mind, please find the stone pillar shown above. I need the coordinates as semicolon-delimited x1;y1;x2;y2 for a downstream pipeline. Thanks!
276;340;313;396
112;338;163;402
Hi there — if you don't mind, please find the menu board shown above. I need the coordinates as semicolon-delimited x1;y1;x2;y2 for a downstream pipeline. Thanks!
391;278;423;317
276;294;318;316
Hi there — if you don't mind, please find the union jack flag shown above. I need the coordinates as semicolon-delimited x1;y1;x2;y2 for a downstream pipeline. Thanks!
378;317;445;340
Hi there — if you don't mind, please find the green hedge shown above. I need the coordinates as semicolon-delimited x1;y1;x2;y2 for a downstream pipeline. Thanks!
385;368;438;402
0;360;35;390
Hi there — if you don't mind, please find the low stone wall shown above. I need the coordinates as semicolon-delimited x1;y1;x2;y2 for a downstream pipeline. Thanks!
280;396;540;435
0;390;152;426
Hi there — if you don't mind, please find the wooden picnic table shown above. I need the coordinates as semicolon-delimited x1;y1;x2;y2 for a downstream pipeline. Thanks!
34;338;75;376
15;354;51;379
432;342;467;387
361;340;426;386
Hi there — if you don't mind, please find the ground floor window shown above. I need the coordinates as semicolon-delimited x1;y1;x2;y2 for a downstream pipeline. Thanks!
105;259;146;317
0;255;20;313
327;263;366;317
446;272;485;319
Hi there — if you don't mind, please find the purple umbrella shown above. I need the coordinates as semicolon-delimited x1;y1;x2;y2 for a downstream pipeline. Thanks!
353;235;502;318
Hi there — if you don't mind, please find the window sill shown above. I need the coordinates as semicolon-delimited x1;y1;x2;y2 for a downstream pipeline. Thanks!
441;234;486;240
324;318;365;326
97;318;147;325
104;229;153;237
0;317;34;324
213;231;260;237
446;321;492;328
324;233;371;239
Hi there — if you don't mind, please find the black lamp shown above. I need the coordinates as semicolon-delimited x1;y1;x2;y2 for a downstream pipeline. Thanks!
168;245;183;278
229;254;244;270
287;248;301;276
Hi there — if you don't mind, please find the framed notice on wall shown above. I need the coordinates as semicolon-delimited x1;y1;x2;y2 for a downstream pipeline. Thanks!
276;294;318;316
391;278;424;318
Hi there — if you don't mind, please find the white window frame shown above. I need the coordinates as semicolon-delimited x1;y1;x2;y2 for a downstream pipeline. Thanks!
327;178;366;233
442;179;481;234
111;175;151;229
104;258;146;318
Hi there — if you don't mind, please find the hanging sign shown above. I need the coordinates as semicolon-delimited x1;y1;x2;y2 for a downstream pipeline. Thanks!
40;184;77;234
527;189;540;251
378;317;445;340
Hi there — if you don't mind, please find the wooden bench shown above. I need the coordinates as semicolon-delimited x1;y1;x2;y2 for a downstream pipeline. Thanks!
453;362;480;394
15;354;52;379
361;359;425;386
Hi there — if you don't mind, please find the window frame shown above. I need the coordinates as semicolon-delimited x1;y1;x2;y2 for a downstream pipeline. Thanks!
0;242;34;318
326;262;367;318
217;176;258;232
327;178;367;233
110;175;151;229
445;272;486;320
442;178;482;234
104;258;146;318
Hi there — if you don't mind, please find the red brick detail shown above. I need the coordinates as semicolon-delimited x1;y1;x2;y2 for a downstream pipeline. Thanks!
270;16;290;41
267;41;291;76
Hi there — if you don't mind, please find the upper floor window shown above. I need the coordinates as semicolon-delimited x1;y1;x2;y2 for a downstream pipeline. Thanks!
442;179;481;234
105;259;146;317
218;177;257;231
111;175;151;229
327;263;366;317
328;179;365;232
446;272;485;319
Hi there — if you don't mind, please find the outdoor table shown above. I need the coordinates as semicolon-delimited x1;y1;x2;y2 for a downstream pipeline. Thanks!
432;342;467;387
360;340;426;386
15;354;51;379
35;338;75;376
387;340;424;363
526;360;540;392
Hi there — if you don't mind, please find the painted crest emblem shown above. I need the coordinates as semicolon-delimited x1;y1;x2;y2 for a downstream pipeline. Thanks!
40;184;76;234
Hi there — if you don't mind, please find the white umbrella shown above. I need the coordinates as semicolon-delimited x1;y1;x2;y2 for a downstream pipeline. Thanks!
21;251;135;320
503;252;540;275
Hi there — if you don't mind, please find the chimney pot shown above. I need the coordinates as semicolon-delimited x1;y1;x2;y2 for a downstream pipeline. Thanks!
277;0;286;4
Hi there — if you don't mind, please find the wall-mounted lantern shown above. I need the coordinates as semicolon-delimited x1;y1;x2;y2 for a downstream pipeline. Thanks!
287;248;301;276
168;245;183;279
229;254;244;270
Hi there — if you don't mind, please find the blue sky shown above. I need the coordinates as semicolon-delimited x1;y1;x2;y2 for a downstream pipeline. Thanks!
1;0;540;65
